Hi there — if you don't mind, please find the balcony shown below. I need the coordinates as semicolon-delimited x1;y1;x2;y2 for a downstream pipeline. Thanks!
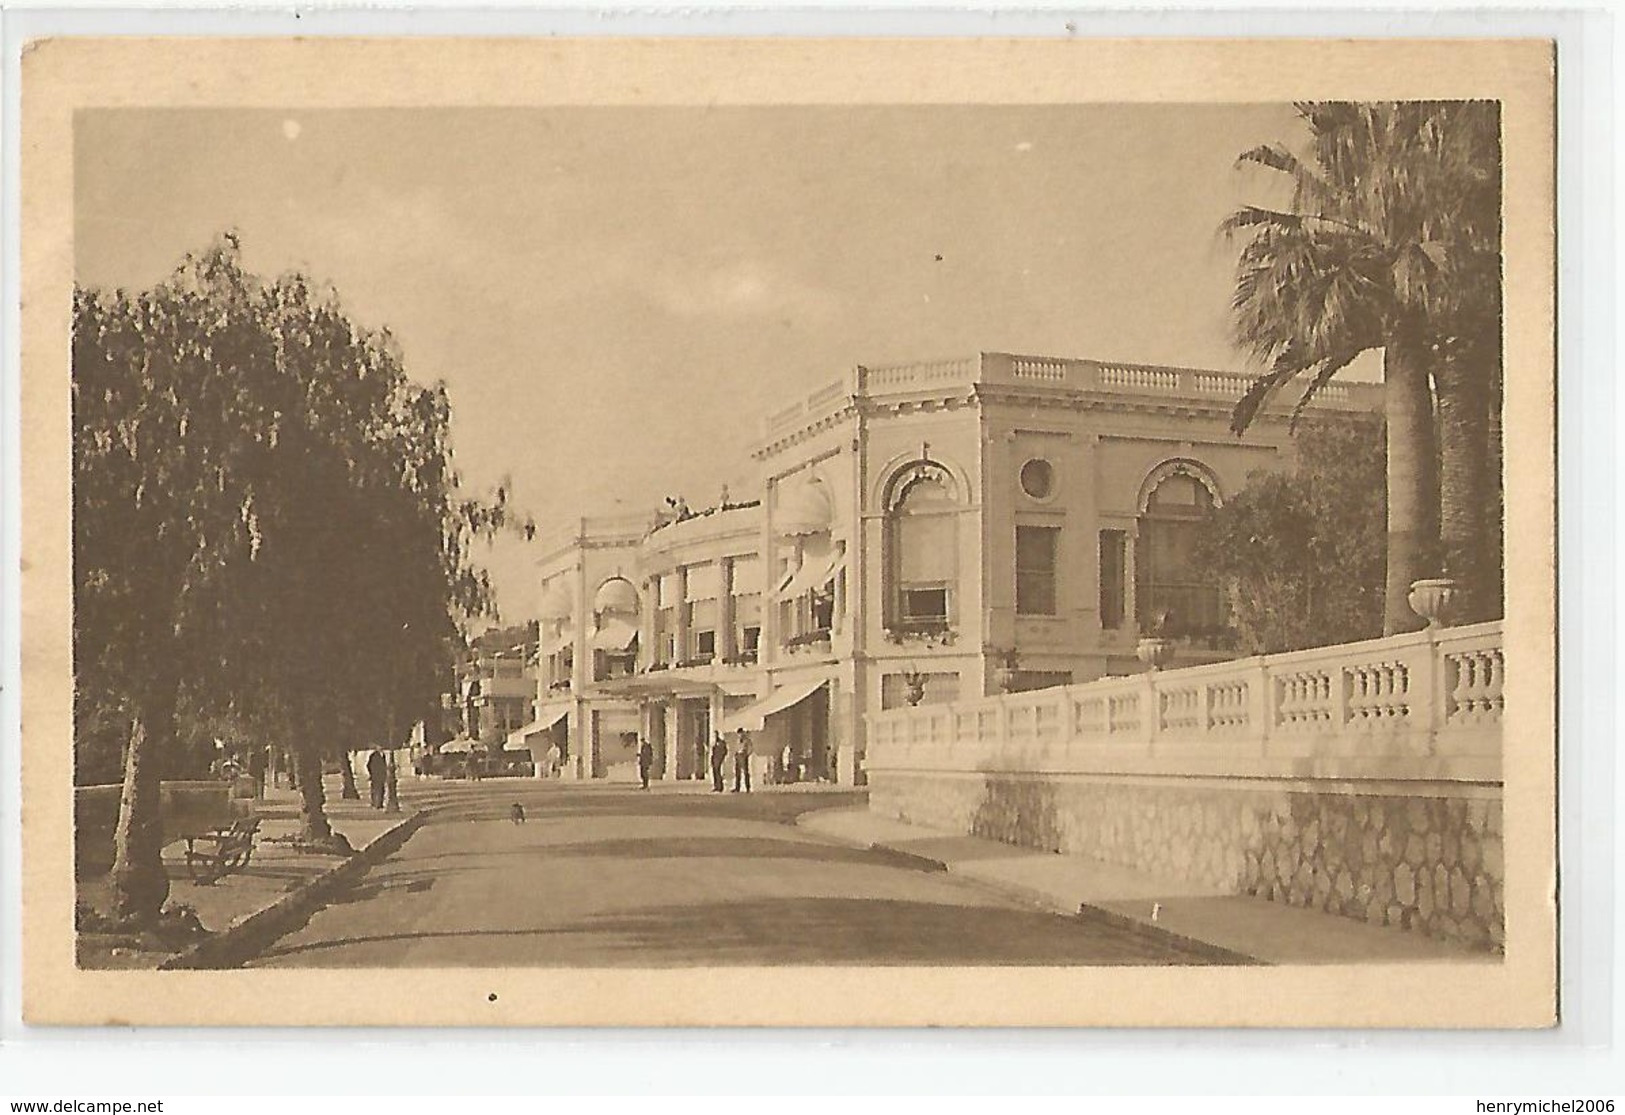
783;629;833;658
884;618;956;648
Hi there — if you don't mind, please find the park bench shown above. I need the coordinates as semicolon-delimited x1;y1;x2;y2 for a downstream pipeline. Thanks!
182;817;260;884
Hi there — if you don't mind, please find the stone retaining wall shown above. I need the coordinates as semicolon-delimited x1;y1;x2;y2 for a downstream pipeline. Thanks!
869;772;1503;951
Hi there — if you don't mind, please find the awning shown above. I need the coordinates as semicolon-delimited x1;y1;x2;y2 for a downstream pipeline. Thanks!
539;628;574;657
720;676;829;733
775;540;843;600
438;737;478;754
505;707;569;749
589;618;638;652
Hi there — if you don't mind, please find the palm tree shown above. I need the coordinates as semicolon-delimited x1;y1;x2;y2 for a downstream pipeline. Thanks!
1223;101;1502;634
1411;102;1503;623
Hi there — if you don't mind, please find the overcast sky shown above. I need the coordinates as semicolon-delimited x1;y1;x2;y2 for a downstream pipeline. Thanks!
75;104;1378;623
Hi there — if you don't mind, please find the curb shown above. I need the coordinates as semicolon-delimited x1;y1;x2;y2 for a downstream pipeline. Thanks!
795;808;1262;966
159;809;426;970
1068;903;1262;966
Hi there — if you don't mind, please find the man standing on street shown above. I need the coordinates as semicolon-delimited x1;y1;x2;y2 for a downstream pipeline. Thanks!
732;728;753;793
637;738;655;790
366;747;388;809
709;734;727;793
248;746;268;800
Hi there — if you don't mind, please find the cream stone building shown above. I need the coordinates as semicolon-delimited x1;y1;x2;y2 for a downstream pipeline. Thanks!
508;352;1380;786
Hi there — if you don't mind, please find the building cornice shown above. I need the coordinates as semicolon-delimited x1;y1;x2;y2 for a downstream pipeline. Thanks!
752;405;860;461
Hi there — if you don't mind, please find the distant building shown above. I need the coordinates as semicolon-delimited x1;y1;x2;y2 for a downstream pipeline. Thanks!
511;352;1380;785
461;640;537;747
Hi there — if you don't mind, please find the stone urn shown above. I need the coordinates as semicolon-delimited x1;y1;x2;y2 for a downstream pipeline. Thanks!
1408;577;1459;630
1135;636;1175;672
902;669;927;707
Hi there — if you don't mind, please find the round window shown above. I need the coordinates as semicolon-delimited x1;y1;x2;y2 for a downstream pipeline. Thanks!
1019;458;1055;500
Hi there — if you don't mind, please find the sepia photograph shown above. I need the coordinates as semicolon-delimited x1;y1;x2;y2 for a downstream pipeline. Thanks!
18;36;1557;1028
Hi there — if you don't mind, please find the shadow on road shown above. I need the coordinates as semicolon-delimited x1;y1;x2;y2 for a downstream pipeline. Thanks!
533;834;930;868
351;833;935;873
414;789;866;829
254;894;1222;967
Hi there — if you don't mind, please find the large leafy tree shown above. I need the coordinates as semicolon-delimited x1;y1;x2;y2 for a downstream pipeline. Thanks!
203;260;524;848
1222;101;1503;633
1194;421;1387;653
74;235;520;919
74;239;273;921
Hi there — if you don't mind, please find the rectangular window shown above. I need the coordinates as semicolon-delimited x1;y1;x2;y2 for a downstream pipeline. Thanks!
658;573;681;609
811;591;834;633
881;671;960;709
1100;529;1127;629
685;563;720;601
900;586;949;624
741;626;760;652
899;515;955;581
1016;525;1059;616
694;630;716;660
730;555;763;595
688;598;718;630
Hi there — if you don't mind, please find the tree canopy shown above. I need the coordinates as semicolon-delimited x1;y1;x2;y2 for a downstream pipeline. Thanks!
1223;101;1504;632
1193;420;1387;654
73;234;525;921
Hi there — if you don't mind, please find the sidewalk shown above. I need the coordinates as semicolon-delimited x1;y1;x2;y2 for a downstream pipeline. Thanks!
77;778;421;969
797;806;1494;966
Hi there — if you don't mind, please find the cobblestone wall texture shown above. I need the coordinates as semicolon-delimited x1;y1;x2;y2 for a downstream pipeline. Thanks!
869;773;1504;951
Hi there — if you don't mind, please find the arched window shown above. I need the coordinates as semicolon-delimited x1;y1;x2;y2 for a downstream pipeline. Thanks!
1136;467;1223;638
887;463;958;632
590;577;640;680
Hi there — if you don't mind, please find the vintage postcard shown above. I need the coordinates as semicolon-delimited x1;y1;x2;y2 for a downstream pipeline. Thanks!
20;37;1556;1027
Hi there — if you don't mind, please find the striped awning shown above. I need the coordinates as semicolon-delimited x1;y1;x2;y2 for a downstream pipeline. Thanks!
589;618;639;652
720;676;829;733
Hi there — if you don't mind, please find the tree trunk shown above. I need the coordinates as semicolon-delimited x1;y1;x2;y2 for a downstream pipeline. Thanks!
338;750;361;800
110;686;177;926
1483;359;1505;618
292;743;334;843
1382;333;1440;635
1436;353;1493;623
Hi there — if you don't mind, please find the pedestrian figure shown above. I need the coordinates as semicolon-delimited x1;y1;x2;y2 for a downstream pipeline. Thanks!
637;738;655;790
248;746;268;800
709;734;728;793
733;729;753;793
366;748;388;809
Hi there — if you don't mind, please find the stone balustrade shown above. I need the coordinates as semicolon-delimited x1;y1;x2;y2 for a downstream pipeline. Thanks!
866;622;1507;949
759;352;1383;441
867;621;1504;783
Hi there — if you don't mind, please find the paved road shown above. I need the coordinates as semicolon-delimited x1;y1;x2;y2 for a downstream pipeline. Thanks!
247;782;1217;967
